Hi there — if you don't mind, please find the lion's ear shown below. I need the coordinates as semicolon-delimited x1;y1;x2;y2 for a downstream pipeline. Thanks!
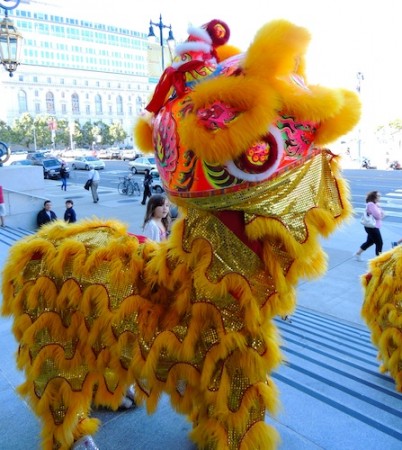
244;19;311;80
134;115;154;153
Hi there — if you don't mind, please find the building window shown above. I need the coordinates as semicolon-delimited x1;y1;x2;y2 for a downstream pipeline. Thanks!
60;78;64;84
47;77;51;83
73;79;77;85
108;105;112;114
61;104;67;114
86;105;90;114
33;76;38;82
46;91;55;114
71;93;80;114
61;91;65;98
95;94;102;114
96;81;100;87
19;75;24;81
35;90;39;97
85;80;89;86
116;95;123;115
35;103;40;113
18;90;28;113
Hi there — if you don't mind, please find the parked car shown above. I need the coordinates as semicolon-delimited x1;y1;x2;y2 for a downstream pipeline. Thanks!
10;159;34;166
109;147;121;159
42;158;70;179
26;151;50;165
71;156;105;170
128;156;156;173
150;169;164;193
121;149;143;161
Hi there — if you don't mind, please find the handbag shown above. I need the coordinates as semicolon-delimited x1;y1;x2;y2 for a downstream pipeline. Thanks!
360;211;376;228
84;179;92;190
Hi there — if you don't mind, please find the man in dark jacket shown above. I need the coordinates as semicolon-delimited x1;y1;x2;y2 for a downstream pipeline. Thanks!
37;200;57;227
141;169;153;205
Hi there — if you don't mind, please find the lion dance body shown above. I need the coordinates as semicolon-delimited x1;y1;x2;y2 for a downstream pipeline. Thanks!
1;19;360;450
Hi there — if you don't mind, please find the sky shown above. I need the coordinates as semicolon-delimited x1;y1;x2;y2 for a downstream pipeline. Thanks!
57;0;401;131
28;0;402;137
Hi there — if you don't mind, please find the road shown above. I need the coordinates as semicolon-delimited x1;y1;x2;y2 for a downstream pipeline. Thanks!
68;161;402;223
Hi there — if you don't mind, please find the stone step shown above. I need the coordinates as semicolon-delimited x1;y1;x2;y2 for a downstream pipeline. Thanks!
273;308;402;449
0;226;33;247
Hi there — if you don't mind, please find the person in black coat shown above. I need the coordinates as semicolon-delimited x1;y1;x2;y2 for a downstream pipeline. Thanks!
141;169;153;205
60;163;68;191
64;199;77;223
37;200;57;227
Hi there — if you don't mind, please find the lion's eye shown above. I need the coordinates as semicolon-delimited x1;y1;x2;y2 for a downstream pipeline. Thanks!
225;125;284;181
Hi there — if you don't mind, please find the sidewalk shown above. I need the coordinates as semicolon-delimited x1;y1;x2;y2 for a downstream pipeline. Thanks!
1;181;402;449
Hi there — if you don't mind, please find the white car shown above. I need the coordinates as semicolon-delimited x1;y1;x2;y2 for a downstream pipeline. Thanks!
150;169;164;193
71;156;105;170
128;156;156;174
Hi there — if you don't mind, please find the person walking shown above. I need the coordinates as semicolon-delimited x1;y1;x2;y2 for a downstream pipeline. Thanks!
88;166;100;203
0;185;6;227
37;200;57;227
354;190;384;261
60;163;68;191
141;169;153;205
64;199;77;223
142;194;171;242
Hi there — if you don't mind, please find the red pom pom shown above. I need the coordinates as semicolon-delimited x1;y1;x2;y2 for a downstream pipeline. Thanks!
205;20;230;46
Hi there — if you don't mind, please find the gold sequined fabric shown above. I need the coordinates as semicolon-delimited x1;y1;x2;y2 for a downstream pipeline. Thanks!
172;150;343;243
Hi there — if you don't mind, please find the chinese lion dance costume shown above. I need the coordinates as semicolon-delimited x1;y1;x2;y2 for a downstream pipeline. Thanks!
1;19;360;450
362;247;402;392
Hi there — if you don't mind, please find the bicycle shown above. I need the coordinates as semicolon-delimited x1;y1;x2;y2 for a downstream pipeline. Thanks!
117;175;141;196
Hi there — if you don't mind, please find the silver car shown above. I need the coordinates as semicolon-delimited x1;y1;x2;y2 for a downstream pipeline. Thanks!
128;156;156;174
71;156;105;170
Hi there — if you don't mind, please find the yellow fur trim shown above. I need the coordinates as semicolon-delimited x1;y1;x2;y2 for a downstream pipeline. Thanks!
134;115;154;153
362;246;402;391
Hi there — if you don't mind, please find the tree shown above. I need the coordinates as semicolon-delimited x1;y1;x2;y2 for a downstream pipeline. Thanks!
12;113;35;149
109;121;127;146
0;120;12;144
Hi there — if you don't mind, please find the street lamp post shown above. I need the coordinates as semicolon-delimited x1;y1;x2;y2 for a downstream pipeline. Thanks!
0;0;23;77
148;14;175;71
356;71;364;166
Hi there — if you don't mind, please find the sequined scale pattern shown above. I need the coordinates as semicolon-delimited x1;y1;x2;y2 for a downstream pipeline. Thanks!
2;219;283;450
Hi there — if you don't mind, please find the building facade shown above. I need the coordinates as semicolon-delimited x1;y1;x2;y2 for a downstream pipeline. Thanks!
0;0;163;146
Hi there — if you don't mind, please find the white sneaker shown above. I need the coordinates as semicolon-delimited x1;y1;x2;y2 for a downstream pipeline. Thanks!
353;252;362;261
72;436;99;450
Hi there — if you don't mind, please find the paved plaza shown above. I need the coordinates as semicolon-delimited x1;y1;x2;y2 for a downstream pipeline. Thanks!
1;180;402;449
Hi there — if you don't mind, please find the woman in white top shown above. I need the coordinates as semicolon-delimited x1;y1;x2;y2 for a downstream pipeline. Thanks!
142;194;171;242
88;166;100;203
